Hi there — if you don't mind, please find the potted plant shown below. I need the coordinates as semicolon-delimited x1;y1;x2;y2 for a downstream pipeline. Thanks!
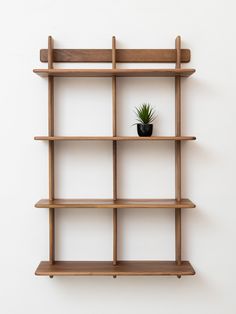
134;103;157;137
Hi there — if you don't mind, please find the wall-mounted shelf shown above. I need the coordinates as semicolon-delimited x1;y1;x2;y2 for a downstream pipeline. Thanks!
35;261;195;276
34;35;196;278
35;198;196;209
33;68;195;77
34;136;196;141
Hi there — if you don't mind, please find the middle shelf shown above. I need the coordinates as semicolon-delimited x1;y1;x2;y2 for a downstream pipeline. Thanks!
35;198;196;209
34;136;196;141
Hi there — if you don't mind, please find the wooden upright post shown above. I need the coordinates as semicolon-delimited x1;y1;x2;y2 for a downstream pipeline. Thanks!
112;36;117;267
175;36;182;274
48;36;55;269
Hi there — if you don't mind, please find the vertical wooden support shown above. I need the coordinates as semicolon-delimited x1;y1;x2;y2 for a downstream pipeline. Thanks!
48;36;55;269
175;36;182;273
112;36;117;267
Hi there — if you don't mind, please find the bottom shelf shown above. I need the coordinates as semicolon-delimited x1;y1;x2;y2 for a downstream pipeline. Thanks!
35;260;195;276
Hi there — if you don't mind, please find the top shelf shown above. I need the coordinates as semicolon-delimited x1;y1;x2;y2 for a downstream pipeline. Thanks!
33;68;195;78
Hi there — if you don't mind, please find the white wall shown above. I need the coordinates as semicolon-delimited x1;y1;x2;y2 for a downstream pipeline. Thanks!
1;0;236;313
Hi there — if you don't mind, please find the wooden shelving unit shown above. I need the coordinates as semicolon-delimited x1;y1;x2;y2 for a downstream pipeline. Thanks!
34;36;196;278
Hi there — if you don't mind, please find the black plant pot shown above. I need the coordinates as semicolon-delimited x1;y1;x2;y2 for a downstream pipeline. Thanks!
137;123;153;137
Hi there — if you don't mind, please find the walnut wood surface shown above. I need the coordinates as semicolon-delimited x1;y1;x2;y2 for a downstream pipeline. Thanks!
34;36;196;277
112;36;117;267
35;198;196;209
33;68;195;77
48;36;55;265
40;49;191;63
175;36;182;268
34;136;196;141
35;260;195;276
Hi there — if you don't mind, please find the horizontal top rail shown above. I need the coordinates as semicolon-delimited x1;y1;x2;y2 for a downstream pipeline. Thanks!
40;49;191;63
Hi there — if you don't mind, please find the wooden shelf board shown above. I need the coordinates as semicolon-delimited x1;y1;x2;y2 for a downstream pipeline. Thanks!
33;68;195;77
35;260;195;276
40;48;191;63
35;198;196;209
34;136;196;141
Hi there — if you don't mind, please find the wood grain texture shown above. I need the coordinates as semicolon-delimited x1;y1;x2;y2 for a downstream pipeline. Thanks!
35;198;196;209
48;36;54;197
48;36;55;265
33;68;195;77
175;36;182;268
113;207;117;265
112;36;117;266
34;36;196;278
35;260;195;276
40;49;191;63
34;136;196;141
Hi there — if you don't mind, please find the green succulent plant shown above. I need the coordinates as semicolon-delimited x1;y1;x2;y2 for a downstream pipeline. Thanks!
134;103;157;125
